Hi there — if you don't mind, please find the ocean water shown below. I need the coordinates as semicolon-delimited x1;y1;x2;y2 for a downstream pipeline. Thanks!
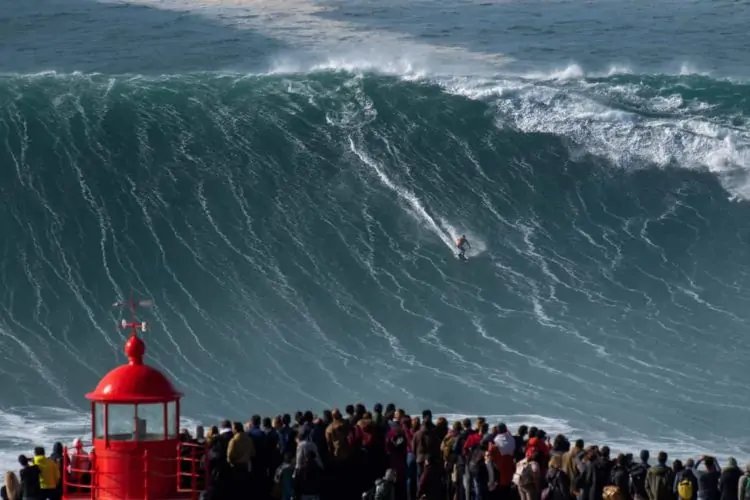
1;0;750;471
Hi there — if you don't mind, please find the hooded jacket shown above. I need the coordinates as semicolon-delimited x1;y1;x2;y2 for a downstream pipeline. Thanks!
645;463;674;500
494;431;515;456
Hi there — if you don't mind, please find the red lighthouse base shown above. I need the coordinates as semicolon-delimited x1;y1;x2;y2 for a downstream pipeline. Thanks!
94;440;179;499
64;439;209;500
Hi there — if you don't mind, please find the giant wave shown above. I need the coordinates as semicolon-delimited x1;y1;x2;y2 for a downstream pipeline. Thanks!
0;67;749;469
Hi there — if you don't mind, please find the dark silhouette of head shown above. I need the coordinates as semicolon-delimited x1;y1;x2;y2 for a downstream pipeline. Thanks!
553;434;567;451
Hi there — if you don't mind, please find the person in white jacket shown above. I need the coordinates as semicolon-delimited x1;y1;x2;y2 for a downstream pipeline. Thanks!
493;424;515;456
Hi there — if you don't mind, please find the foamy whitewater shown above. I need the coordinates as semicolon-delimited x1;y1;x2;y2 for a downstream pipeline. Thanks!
1;0;749;472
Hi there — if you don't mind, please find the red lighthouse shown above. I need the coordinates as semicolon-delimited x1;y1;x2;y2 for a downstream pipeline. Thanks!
82;298;183;499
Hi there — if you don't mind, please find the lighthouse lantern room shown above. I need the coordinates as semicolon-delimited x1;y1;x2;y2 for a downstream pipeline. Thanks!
84;298;183;499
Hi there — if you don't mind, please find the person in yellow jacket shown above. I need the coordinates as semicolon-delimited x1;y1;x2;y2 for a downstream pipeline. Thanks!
32;446;60;499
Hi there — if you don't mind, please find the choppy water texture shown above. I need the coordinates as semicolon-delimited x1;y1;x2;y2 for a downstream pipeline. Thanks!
1;0;750;470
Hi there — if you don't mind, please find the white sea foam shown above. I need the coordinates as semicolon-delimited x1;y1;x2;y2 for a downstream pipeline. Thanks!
437;72;750;201
281;53;750;202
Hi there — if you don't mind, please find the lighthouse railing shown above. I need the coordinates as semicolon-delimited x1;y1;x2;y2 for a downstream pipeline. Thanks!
62;445;95;499
176;440;211;498
143;449;149;499
62;442;211;500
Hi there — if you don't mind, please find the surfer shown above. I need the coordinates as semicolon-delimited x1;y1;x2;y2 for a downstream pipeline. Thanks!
456;235;470;260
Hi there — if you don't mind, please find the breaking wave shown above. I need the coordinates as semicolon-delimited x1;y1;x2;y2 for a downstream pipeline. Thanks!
1;65;750;468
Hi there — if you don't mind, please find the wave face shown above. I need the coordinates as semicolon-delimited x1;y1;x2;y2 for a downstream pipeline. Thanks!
1;69;750;461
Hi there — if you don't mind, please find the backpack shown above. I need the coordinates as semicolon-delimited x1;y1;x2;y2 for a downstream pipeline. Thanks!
743;477;750;500
468;447;485;476
603;486;624;500
442;435;457;461
543;470;567;500
677;477;693;500
655;471;673;499
630;465;648;498
519;463;536;489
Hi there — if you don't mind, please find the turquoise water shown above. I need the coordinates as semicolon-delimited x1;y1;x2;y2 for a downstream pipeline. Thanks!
0;0;749;468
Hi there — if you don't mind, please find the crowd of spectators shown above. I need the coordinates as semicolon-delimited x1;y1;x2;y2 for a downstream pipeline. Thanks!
4;403;749;500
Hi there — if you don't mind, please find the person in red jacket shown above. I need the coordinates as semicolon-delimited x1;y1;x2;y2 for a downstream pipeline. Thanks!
526;430;552;477
463;418;487;455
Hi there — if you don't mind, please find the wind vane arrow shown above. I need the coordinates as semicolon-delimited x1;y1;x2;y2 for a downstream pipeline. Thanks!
113;294;154;336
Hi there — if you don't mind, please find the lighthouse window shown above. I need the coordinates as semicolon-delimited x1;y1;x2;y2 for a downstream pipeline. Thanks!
134;403;167;441
94;403;105;439
108;404;136;440
167;401;178;439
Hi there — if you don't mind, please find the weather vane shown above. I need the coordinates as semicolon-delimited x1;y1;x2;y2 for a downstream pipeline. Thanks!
112;293;154;337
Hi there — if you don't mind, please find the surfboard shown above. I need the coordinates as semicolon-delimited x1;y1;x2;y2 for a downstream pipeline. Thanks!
457;253;468;262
